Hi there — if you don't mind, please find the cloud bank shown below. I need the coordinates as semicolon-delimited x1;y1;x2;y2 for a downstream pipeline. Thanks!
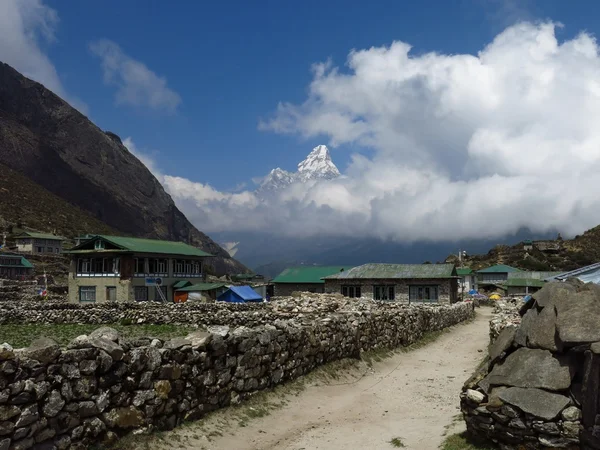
141;22;600;242
90;39;182;113
0;0;87;112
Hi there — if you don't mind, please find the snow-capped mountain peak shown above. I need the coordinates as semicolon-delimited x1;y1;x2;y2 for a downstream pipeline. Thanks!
257;145;340;193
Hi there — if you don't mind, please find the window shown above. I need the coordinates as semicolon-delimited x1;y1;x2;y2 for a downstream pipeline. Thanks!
46;247;53;253
341;285;361;298
148;258;167;275
37;246;43;253
175;260;184;273
94;240;105;250
154;286;167;302
135;286;148;302
409;285;439;303
79;286;96;303
374;285;395;301
134;258;146;275
55;248;60;254
78;258;91;273
106;286;117;302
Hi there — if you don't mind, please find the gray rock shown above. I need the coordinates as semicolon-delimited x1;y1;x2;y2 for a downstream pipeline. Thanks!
526;305;559;351
0;437;9;450
533;282;577;309
19;338;60;364
15;405;38;427
90;338;124;361
42;390;65;418
489;326;516;365
54;434;71;450
95;390;110;413
562;406;581;421
556;290;600;345
538;436;574;448
163;338;192;350
562;421;580;438
533;422;560;435
465;389;485;404
207;325;229;337
89;327;120;342
0;405;20;421
10;437;33;450
0;345;14;361
487;348;572;390
78;401;98;418
499;387;570;420
102;406;144;428
34;426;55;443
61;364;81;379
514;308;536;347
79;360;97;375
0;421;14;436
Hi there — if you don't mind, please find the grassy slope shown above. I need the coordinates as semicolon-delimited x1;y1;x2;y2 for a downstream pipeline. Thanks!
0;162;118;239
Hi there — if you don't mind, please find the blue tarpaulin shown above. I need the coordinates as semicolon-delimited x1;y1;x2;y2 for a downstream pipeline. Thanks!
217;285;263;303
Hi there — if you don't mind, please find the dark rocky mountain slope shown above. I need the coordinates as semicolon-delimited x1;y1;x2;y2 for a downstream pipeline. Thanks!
0;62;247;275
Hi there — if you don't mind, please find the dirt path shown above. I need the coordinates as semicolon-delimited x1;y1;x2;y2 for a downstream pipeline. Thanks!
151;308;492;450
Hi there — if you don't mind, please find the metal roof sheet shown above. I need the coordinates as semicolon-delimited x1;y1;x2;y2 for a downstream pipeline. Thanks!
68;235;213;257
547;262;600;282
324;263;456;280
503;278;546;288
15;231;65;240
0;253;33;268
456;268;473;275
273;266;351;284
477;264;521;274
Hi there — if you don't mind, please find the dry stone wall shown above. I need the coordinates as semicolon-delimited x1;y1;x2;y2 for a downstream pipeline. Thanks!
0;298;474;450
460;280;600;449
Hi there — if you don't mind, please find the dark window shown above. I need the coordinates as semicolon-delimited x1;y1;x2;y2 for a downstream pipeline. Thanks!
409;285;439;303
134;258;146;274
106;287;117;302
79;286;96;302
135;286;148;302
374;285;395;301
341;285;361;298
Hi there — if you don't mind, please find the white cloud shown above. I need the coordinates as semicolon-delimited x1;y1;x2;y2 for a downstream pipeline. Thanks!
0;0;87;112
139;22;600;243
90;39;182;113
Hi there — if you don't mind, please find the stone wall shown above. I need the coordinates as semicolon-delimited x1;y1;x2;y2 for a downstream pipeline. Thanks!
0;280;66;303
323;278;455;303
273;283;324;297
460;280;600;449
0;299;474;449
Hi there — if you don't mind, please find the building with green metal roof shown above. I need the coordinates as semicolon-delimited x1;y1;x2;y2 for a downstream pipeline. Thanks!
476;264;521;291
14;231;66;255
0;253;34;278
456;267;476;296
66;235;214;304
272;266;351;297
322;263;459;304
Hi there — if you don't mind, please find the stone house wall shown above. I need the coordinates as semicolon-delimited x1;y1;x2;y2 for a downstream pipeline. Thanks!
273;283;324;297
324;278;455;303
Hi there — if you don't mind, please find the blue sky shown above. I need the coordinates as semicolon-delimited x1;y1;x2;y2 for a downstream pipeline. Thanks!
20;0;587;190
6;0;600;243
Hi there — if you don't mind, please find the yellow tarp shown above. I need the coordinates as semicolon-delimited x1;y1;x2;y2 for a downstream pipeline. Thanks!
489;293;502;300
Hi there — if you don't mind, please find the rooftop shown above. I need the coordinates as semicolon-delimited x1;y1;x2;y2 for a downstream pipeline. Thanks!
0;253;33;269
502;278;546;288
272;266;351;284
67;235;213;257
456;268;473;276
324;263;456;280
15;231;65;241
477;264;521;274
176;282;228;292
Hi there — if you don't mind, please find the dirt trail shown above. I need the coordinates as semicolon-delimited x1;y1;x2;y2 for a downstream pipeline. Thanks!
154;308;492;450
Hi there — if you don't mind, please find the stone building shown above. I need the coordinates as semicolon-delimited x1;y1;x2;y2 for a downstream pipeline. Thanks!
272;266;351;297
457;267;476;293
475;264;521;292
323;263;459;303
14;231;65;254
66;235;212;304
0;252;33;278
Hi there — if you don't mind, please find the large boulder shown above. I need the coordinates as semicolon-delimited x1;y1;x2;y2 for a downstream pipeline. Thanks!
89;327;120;342
102;406;144;428
498;387;570;420
19;337;60;364
487;348;572;391
556;290;600;345
515;306;559;351
489;326;516;366
533;282;578;309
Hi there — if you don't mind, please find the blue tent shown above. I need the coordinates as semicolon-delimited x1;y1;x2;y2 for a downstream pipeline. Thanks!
468;289;478;295
217;285;263;303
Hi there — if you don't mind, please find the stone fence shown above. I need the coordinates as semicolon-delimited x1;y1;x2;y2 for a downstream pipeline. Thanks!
0;300;474;450
461;280;600;449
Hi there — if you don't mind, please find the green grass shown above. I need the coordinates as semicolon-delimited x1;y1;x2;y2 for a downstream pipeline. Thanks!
390;437;406;447
0;323;195;347
440;432;495;450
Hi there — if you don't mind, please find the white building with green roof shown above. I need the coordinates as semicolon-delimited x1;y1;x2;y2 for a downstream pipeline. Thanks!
66;235;213;304
14;231;66;254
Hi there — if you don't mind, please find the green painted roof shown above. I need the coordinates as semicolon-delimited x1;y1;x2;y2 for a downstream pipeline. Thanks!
456;268;473;275
503;278;545;288
15;231;65;240
324;263;456;280
477;264;521;274
68;235;213;257
172;281;192;289
0;254;33;269
273;266;351;284
176;283;228;292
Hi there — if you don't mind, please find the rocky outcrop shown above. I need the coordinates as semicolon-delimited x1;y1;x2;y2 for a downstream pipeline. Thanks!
0;299;474;449
460;279;600;449
0;62;247;275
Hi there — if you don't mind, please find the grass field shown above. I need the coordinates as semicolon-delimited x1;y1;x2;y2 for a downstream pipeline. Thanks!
0;323;196;347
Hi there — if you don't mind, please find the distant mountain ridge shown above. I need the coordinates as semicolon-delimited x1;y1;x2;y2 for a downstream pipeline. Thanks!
0;61;248;275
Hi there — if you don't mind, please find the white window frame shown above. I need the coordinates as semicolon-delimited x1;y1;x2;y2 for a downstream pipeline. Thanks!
373;285;395;301
341;285;361;298
79;286;96;303
409;285;440;303
135;286;149;302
